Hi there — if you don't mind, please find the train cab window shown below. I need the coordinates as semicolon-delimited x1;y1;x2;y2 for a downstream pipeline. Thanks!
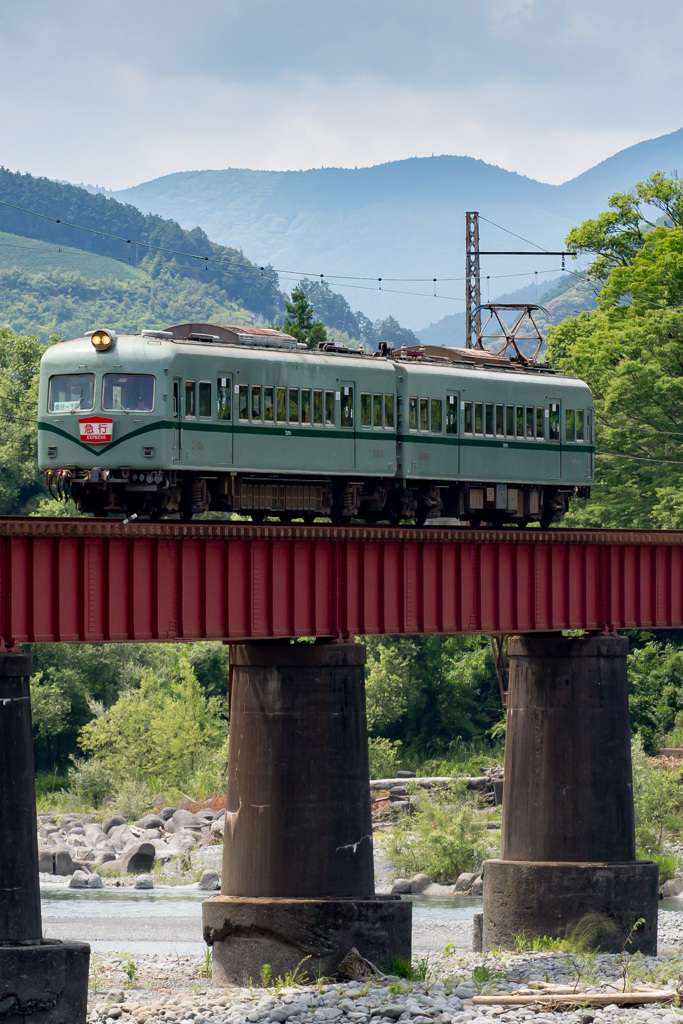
313;390;323;425
565;408;575;442
325;390;335;426
495;405;504;436
276;387;287;423
199;382;211;418
474;402;484;436
409;397;418;431
516;406;524;438
341;386;354;427
485;403;494;436
526;407;534;438
536;407;545;439
103;373;155;413
576;409;584;441
49;373;95;412
420;398;429;432
384;394;395;429
301;389;311;424
373;394;382;428
217;378;231;421
264;386;274;422
549;403;560;441
361;393;372;427
431;399;442;433
185;381;197;418
464;401;473;434
446;395;458;434
505;405;514;437
238;385;249;421
289;388;300;424
251;386;262;422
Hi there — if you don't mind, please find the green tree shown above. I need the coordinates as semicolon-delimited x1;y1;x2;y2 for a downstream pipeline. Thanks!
283;285;327;350
0;327;47;513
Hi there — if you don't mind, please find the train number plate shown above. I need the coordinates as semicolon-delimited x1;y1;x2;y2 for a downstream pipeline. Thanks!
79;416;113;443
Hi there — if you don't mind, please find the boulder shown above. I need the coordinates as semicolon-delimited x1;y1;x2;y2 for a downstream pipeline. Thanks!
175;797;193;810
471;875;484;896
119;842;155;873
102;815;127;834
171;809;201;828
134;814;164;831
69;869;90;888
159;806;176;821
390;878;412;895
54;848;76;876
91;850;117;866
662;876;683;898
197;869;220;891
87;873;104;889
38;850;55;874
410;873;433;894
133;874;154;889
454;871;477;893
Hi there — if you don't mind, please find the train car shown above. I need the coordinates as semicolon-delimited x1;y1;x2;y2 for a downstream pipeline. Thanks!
37;322;594;526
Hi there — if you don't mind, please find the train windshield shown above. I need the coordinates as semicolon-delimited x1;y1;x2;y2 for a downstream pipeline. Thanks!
103;373;155;412
48;374;95;412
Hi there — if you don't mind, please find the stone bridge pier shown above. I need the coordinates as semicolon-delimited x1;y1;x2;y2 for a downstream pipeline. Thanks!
202;642;411;985
0;653;89;1022
482;634;659;954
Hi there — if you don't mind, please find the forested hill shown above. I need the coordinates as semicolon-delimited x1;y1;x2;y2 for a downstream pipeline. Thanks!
0;166;281;319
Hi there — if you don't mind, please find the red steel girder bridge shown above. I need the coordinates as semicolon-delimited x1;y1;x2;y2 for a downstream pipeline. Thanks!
2;518;683;646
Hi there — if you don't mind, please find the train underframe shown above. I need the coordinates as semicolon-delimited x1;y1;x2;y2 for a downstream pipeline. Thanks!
50;467;588;528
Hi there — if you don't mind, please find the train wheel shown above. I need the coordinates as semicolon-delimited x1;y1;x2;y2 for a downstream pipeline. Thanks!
414;498;429;527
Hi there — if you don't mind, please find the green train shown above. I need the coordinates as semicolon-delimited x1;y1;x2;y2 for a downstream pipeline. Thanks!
37;322;594;526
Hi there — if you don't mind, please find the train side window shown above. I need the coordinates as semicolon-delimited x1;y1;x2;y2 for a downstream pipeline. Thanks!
446;394;458;434
586;409;592;442
384;394;395;429
526;406;534;438
464;401;473;434
264;386;274;422
420;398;429;432
409;397;418;431
373;394;382;428
474;402;484;436
251;386;262;421
516;406;524;438
185;381;197;418
289;387;300;424
198;382;211;418
576;409;584;441
549;403;560;440
276;387;287;423
325;390;335;426
313;390;323;425
238;385;248;421
536;407;545;439
361;393;372;427
495;404;504;436
217;378;231;421
431;399;442;433
341;386;354;427
485;403;494;436
565;408;575;442
505;405;514;436
301;389;311;424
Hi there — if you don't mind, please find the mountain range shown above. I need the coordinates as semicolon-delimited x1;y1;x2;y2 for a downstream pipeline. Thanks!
108;127;683;332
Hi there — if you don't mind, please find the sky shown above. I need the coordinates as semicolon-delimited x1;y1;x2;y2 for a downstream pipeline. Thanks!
1;0;682;191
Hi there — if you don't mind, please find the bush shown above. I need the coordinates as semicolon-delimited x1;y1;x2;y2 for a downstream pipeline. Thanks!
632;736;683;856
368;737;403;779
385;783;498;883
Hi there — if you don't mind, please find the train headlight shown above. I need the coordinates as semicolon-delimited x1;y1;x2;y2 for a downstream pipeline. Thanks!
88;329;117;351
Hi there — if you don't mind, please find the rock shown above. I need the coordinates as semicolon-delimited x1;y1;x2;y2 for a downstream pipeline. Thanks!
663;876;683;898
171;809;201;828
159;806;176;821
92;850;117;866
410;873;433;893
390;878;412;894
107;990;125;1003
472;911;483;952
396;770;416;778
175;797;193;810
102;815;127;834
69;869;91;888
371;1006;404;1020
39;850;55;874
454;871;477;893
471;875;483;896
54;848;76;876
120;842;156;873
88;873;104;888
134;814;164;830
134;873;154;889
197;869;220;891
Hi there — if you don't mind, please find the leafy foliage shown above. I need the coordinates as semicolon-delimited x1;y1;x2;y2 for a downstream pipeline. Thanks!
283;285;327;349
631;736;683;860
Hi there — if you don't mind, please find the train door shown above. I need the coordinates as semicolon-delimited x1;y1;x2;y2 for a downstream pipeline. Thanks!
548;398;561;478
216;374;233;465
339;380;356;469
172;378;182;462
446;390;460;475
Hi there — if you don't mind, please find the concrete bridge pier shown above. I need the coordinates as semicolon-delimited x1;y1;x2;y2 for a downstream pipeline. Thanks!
0;654;89;1022
202;642;411;985
482;634;658;954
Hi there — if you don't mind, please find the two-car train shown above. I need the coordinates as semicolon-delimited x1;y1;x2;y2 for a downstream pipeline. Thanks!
37;322;594;526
